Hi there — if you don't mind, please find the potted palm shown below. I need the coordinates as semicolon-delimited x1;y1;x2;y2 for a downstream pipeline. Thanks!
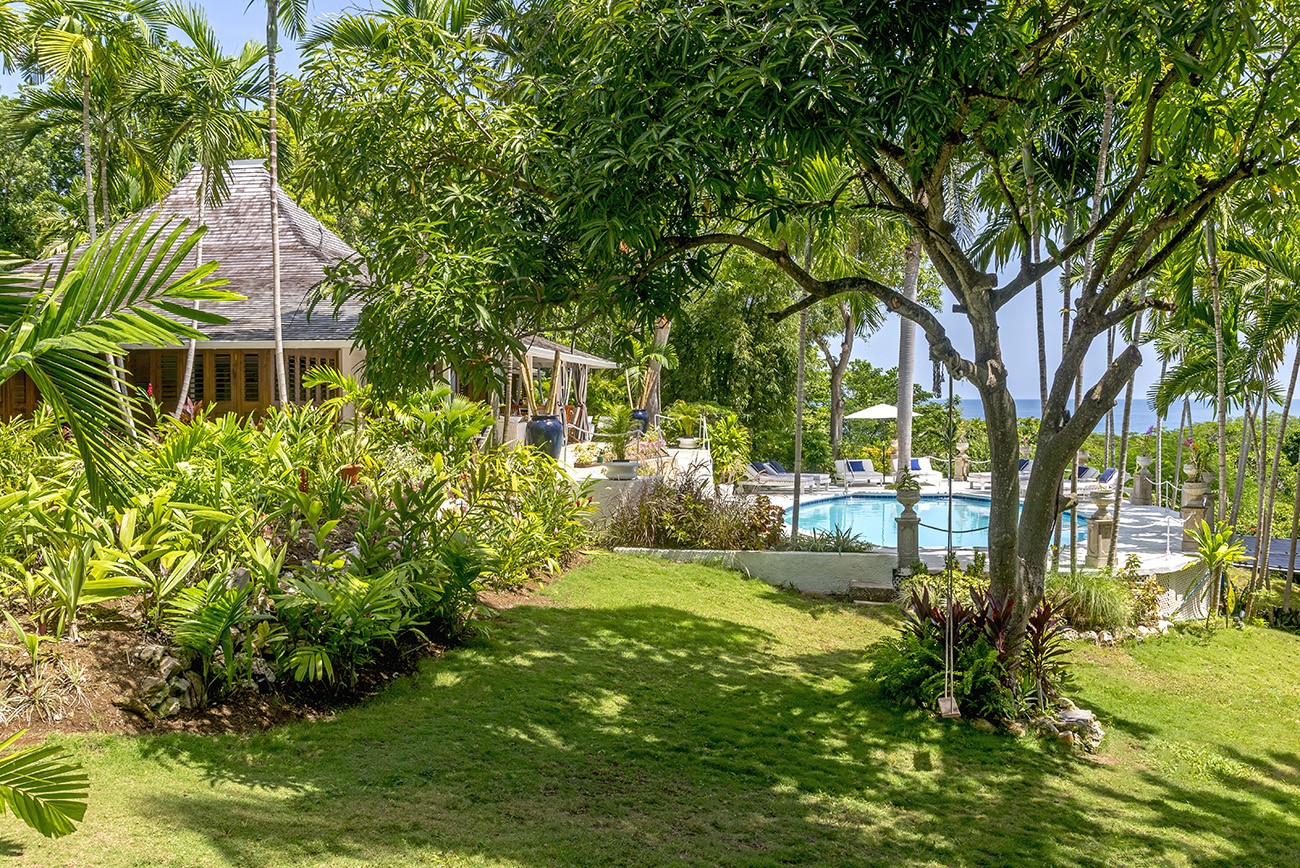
666;401;701;449
894;469;922;510
601;405;641;480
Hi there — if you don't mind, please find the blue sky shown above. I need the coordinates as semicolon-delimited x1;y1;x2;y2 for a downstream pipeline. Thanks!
0;1;1198;402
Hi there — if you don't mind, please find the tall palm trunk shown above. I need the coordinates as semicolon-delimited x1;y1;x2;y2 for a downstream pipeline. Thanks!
1250;345;1300;616
1228;397;1255;528
1052;213;1075;564
175;166;207;418
1206;216;1228;524
267;0;289;407
644;316;672;420
896;238;921;475
791;233;813;536
1286;462;1299;612
81;71;96;242
1107;307;1143;566
1024;141;1047;408
1155;357;1167;507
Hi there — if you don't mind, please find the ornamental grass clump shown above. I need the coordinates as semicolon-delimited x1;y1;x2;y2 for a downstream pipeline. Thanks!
1048;568;1133;632
599;474;783;551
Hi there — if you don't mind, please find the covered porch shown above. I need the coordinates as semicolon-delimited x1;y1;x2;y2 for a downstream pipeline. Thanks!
497;336;619;444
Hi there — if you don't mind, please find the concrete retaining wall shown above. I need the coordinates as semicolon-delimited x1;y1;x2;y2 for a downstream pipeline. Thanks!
615;547;896;595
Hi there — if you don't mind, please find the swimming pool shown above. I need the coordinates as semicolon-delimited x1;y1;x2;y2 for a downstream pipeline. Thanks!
787;493;1087;549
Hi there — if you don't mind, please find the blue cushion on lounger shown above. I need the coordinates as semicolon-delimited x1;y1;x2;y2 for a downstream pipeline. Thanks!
847;460;866;474
770;460;789;473
1018;459;1031;472
1075;465;1092;478
910;458;922;471
750;462;767;473
1099;468;1117;484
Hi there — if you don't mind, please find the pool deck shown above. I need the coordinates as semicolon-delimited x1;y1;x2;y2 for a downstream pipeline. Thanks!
768;482;1197;575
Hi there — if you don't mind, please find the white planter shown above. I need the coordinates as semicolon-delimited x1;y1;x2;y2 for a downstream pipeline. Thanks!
677;437;698;449
603;460;642;480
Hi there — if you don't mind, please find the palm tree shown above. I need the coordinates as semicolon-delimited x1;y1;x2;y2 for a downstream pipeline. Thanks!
155;5;266;416
17;1;165;242
265;0;309;407
1;217;234;501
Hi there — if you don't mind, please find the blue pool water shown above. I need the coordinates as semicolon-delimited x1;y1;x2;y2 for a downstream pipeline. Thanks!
787;494;1086;549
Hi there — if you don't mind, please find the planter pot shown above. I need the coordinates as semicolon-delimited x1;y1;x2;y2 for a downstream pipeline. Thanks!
896;489;922;511
338;463;363;486
631;408;650;433
525;414;565;459
603;460;641;480
678;437;698;449
716;483;735;498
1182;463;1200;483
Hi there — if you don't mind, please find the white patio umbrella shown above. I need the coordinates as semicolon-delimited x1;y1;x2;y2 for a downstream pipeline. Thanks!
845;403;899;421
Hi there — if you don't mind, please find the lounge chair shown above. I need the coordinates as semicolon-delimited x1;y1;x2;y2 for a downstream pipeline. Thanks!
907;456;944;486
836;458;885;488
764;461;831;488
968;458;1032;491
742;462;825;492
1077;467;1118;494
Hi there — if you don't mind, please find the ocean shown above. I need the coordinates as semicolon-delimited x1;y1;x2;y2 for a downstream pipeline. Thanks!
956;397;1221;434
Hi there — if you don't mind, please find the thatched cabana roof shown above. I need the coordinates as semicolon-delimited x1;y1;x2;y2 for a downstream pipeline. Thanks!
30;159;362;344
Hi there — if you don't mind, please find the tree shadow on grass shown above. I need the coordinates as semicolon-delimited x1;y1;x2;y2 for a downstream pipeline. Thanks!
128;603;1300;866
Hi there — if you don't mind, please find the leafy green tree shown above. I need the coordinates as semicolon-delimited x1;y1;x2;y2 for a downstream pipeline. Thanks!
0;98;81;256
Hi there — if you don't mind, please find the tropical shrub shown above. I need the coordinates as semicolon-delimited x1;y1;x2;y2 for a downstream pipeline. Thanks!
0;387;592;710
1047;568;1133;632
869;588;1073;721
599;474;783;550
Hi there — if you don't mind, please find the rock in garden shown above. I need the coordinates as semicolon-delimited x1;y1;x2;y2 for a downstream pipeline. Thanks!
970;718;997;733
156;697;182;719
137;644;166;665
1006;721;1027;738
1136;625;1152;637
1061;628;1080;642
1057;730;1076;747
139;676;170;706
1157;620;1172;633
226;566;251;590
1099;631;1115;645
1080;631;1098;642
159;656;184;679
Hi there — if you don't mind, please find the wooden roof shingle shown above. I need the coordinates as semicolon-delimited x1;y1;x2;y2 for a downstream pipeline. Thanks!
33;160;362;344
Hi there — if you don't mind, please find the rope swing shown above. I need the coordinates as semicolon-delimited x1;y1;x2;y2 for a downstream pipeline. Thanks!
938;367;961;719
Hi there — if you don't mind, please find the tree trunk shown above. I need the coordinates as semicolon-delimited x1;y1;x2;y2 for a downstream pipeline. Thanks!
792;306;808;536
1228;396;1255;528
1052;213;1074;563
1251;344;1300;615
643;316;672;420
896;239;922;474
1286;461;1299;613
1155;357;1167;507
791;234;813;536
1107;311;1143;567
1206;215;1228;524
268;0;290;407
1024;140;1048;408
81;72;96;242
175;166;208;418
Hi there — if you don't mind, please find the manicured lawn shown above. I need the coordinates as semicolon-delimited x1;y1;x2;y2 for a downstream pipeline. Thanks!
8;553;1300;865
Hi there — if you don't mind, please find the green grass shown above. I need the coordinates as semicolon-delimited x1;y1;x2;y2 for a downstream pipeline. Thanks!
7;553;1300;866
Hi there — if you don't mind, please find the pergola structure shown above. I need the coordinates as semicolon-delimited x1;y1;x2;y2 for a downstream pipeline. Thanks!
499;336;619;443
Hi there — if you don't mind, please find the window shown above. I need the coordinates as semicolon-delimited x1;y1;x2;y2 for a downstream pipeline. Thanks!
159;354;179;405
190;355;205;402
243;353;260;404
214;354;232;402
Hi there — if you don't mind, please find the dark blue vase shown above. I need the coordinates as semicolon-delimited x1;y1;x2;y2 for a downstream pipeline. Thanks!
631;408;650;433
525;413;565;459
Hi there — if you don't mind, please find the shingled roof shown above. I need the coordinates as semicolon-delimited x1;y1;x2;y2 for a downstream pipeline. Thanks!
34;159;362;343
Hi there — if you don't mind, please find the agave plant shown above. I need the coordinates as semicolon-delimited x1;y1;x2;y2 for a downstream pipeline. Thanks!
0;216;237;502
